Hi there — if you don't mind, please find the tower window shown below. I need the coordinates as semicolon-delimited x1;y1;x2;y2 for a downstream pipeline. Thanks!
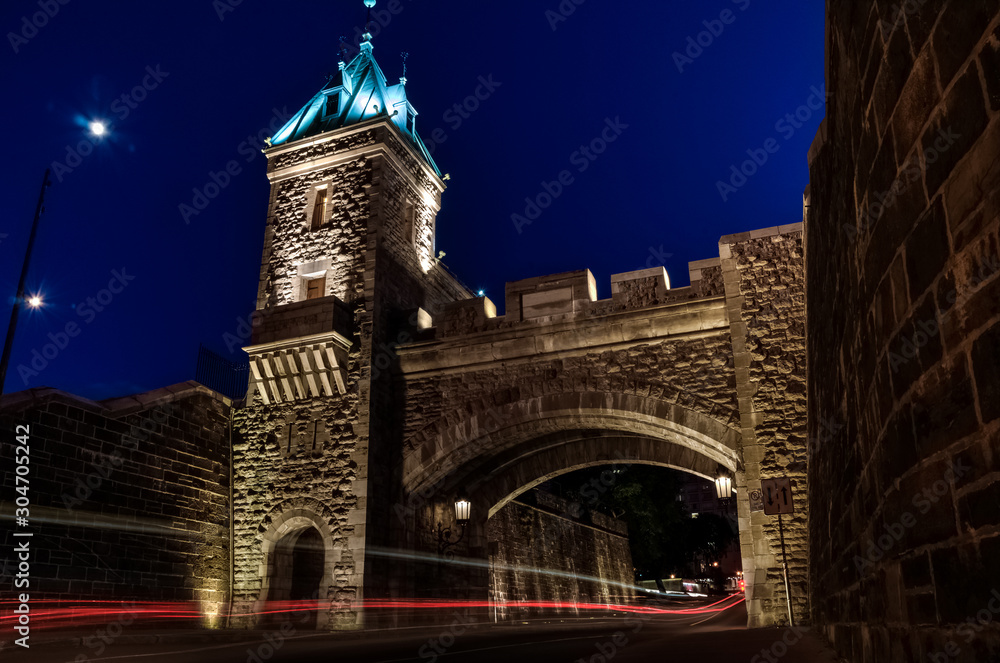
326;93;339;117
311;188;328;231
406;111;415;133
306;277;325;300
403;199;416;245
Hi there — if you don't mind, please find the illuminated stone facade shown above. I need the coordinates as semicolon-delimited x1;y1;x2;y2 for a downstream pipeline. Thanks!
225;40;811;625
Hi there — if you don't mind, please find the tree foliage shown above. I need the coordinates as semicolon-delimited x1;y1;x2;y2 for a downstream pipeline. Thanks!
553;464;737;580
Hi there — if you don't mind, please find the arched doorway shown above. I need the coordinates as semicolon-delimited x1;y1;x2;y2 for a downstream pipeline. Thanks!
265;526;326;628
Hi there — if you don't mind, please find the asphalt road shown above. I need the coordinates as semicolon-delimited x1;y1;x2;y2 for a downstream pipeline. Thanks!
7;596;841;662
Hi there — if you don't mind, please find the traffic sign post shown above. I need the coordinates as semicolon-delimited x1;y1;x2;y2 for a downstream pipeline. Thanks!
761;477;795;627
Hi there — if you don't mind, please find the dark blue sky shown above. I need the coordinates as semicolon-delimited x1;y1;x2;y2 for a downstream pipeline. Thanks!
2;0;824;400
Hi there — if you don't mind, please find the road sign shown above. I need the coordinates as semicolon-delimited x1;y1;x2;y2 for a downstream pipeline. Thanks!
748;489;764;512
761;477;794;515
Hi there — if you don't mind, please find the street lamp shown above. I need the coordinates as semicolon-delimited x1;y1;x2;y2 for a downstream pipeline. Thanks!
0;169;51;397
89;120;107;137
715;465;733;500
715;464;735;517
437;493;471;558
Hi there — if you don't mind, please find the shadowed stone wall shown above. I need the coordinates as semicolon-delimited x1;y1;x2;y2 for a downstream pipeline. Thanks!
808;1;1000;661
487;490;633;619
0;383;232;625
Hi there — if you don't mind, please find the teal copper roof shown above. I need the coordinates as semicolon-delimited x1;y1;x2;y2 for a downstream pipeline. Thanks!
269;39;440;176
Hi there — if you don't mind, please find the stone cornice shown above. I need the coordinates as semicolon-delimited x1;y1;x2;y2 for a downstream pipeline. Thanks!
265;118;445;197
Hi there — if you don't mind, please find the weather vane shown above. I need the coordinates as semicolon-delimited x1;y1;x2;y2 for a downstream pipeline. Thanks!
401;51;409;79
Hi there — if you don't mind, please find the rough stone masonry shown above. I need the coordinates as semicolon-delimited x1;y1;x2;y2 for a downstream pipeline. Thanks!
807;1;1000;661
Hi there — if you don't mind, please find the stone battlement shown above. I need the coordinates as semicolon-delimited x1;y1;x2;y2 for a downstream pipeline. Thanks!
422;255;730;340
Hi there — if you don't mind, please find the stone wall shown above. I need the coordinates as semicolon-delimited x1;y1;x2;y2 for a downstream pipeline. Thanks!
0;383;231;624
807;1;1000;661
487;490;633;619
721;225;809;628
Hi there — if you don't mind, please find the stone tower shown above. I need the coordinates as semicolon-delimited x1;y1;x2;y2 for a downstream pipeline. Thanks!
231;12;470;628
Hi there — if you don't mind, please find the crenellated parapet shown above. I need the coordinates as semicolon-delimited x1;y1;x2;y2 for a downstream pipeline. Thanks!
414;256;729;340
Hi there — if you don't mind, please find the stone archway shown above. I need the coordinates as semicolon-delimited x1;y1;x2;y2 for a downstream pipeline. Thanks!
402;391;741;501
395;394;748;623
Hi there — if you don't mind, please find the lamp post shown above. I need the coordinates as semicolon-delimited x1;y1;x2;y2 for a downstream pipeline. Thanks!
0;121;107;397
437;493;471;559
0;169;51;397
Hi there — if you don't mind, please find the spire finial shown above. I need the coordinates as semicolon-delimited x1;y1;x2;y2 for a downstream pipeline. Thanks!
400;51;409;85
361;0;376;52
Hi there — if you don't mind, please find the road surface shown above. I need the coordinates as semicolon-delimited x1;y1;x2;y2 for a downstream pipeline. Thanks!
6;595;840;662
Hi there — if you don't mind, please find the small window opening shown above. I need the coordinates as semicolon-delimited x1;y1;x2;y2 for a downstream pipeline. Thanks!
306;277;325;300
311;189;328;231
403;200;416;244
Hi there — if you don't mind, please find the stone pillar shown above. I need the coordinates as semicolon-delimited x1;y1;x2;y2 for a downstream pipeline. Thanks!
720;224;809;628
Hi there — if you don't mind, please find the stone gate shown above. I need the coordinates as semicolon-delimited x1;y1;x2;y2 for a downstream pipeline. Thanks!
229;25;809;630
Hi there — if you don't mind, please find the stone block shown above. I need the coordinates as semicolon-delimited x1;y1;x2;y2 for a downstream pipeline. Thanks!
922;66;990;198
972;320;1000;423
905;198;950;301
504;269;596;322
931;1;994;85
